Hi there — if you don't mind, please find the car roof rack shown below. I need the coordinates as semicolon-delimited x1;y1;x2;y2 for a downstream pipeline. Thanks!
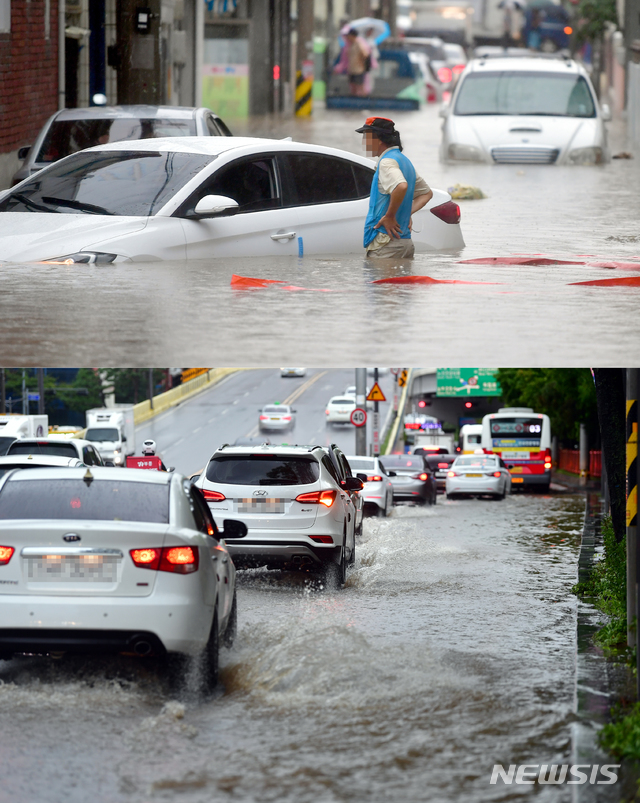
474;47;573;62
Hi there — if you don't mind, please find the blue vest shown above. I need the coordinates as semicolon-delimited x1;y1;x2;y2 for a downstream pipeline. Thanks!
363;149;416;249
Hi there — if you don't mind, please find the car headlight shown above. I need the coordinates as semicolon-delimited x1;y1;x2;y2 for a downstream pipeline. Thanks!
447;143;484;162
42;252;121;264
567;147;604;165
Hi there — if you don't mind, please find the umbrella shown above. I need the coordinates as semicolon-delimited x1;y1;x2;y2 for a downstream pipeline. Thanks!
340;17;391;45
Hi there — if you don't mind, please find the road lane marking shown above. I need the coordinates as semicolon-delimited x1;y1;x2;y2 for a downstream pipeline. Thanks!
193;426;202;434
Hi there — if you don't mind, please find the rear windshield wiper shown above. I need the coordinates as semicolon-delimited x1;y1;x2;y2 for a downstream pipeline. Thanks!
8;192;59;213
42;196;113;215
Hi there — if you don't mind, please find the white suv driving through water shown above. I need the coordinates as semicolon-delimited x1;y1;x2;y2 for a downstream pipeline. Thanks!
196;444;363;586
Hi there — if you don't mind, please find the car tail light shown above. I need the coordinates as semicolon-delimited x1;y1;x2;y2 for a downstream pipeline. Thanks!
438;462;449;468
259;415;268;421
426;83;437;103
202;489;226;502
130;546;198;574
492;471;502;478
448;471;458;477
413;472;429;481
544;462;552;469
0;546;14;565
368;475;383;482
282;416;292;421
295;489;337;507
437;66;452;83
310;535;334;544
452;64;465;76
430;201;460;224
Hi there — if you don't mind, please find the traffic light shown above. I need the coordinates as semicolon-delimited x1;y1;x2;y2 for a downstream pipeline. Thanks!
464;401;473;409
418;399;427;408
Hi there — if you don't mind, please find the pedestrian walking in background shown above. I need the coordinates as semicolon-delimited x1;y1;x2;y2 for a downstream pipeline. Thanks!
334;28;372;97
356;117;433;259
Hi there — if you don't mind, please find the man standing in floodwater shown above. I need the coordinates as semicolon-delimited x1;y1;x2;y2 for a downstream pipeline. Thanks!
356;117;433;259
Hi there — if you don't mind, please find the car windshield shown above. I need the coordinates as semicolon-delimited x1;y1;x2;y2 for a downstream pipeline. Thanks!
454;457;498;468
454;72;596;117
85;428;120;442
0;479;169;522
263;406;288;414
347;458;376;471
332;398;355;405
206;456;320;486
36;117;197;163
8;442;77;458
382;456;424;469
0;150;214;216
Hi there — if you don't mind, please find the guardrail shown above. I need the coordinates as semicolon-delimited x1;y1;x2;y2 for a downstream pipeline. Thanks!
558;448;602;478
133;368;247;426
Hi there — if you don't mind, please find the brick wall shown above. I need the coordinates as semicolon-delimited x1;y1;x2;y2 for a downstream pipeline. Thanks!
0;0;59;155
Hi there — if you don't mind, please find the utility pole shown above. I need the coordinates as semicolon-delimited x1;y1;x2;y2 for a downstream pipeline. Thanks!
627;369;638;649
295;0;314;116
115;0;162;104
37;368;45;416
579;423;588;486
21;370;27;415
373;367;380;457
0;369;5;414
148;369;154;410
355;368;367;455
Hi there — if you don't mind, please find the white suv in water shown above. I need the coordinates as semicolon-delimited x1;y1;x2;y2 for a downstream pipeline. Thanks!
196;444;363;586
440;54;610;165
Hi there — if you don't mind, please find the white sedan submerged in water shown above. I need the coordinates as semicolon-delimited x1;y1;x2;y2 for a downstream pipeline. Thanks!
0;137;464;263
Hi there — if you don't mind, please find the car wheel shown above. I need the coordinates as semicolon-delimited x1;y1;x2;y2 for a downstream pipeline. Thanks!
383;492;392;517
446;493;456;500
222;589;237;649
322;547;347;589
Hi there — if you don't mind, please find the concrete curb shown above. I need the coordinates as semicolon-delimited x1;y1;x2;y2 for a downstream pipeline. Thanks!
133;368;248;426
571;493;620;803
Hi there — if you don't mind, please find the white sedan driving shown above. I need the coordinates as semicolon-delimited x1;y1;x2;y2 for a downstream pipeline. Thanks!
445;455;512;500
0;467;244;690
0;137;464;263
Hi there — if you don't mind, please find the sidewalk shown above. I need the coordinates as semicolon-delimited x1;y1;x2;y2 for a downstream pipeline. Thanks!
552;468;601;493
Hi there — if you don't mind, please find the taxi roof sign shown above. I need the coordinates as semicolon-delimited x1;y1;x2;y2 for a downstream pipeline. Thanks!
366;383;386;402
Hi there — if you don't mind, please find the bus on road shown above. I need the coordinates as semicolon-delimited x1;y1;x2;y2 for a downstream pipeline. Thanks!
481;408;552;492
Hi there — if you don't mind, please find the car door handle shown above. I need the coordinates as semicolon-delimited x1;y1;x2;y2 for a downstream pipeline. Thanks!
270;231;296;241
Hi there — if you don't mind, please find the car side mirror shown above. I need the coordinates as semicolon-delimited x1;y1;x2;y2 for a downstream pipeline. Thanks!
388;470;397;477
343;476;364;491
168;466;175;472
193;194;239;217
222;519;248;538
18;145;31;161
600;103;612;122
104;460;115;467
122;435;127;442
356;472;367;483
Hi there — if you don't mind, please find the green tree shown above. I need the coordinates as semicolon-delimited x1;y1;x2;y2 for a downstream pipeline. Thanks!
576;0;617;45
495;368;598;444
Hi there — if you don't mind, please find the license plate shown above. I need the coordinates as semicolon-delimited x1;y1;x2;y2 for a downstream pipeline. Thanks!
466;473;482;477
511;466;524;473
270;417;279;421
26;554;119;582
237;498;286;514
511;477;524;483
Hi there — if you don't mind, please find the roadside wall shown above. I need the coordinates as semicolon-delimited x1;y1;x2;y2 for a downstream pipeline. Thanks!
629;62;640;151
0;0;59;188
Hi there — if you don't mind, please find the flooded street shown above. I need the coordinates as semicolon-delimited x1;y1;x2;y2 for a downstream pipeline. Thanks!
1;105;639;365
0;493;585;803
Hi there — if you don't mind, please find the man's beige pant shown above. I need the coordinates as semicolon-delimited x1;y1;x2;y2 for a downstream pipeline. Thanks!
366;239;415;258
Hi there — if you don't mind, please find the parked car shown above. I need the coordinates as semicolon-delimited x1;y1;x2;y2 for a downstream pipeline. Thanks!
424;454;457;492
0;467;244;690
346;455;395;517
259;404;295;432
441;54;610;165
11;105;233;185
326;396;357;424
7;437;104;466
280;368;307;377
379;454;437;504
195;444;363;586
0;137;464;263
0;454;85;478
445;454;512;499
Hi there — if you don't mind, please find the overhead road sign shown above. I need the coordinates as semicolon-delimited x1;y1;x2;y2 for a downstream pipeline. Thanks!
436;368;501;397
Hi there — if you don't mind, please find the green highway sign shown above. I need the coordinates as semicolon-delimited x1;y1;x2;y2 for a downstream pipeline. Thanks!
436;368;501;397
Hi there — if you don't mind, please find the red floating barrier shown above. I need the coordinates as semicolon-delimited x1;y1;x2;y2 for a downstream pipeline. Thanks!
570;276;640;287
230;274;285;288
372;275;497;285
458;257;585;266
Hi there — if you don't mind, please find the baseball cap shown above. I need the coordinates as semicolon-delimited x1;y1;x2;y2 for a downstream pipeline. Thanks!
355;117;397;134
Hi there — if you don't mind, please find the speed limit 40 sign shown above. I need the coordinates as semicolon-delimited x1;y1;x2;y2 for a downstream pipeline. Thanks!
351;408;367;427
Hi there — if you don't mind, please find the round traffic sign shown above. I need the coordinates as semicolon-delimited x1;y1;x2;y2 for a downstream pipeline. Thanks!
390;368;400;377
351;408;367;427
